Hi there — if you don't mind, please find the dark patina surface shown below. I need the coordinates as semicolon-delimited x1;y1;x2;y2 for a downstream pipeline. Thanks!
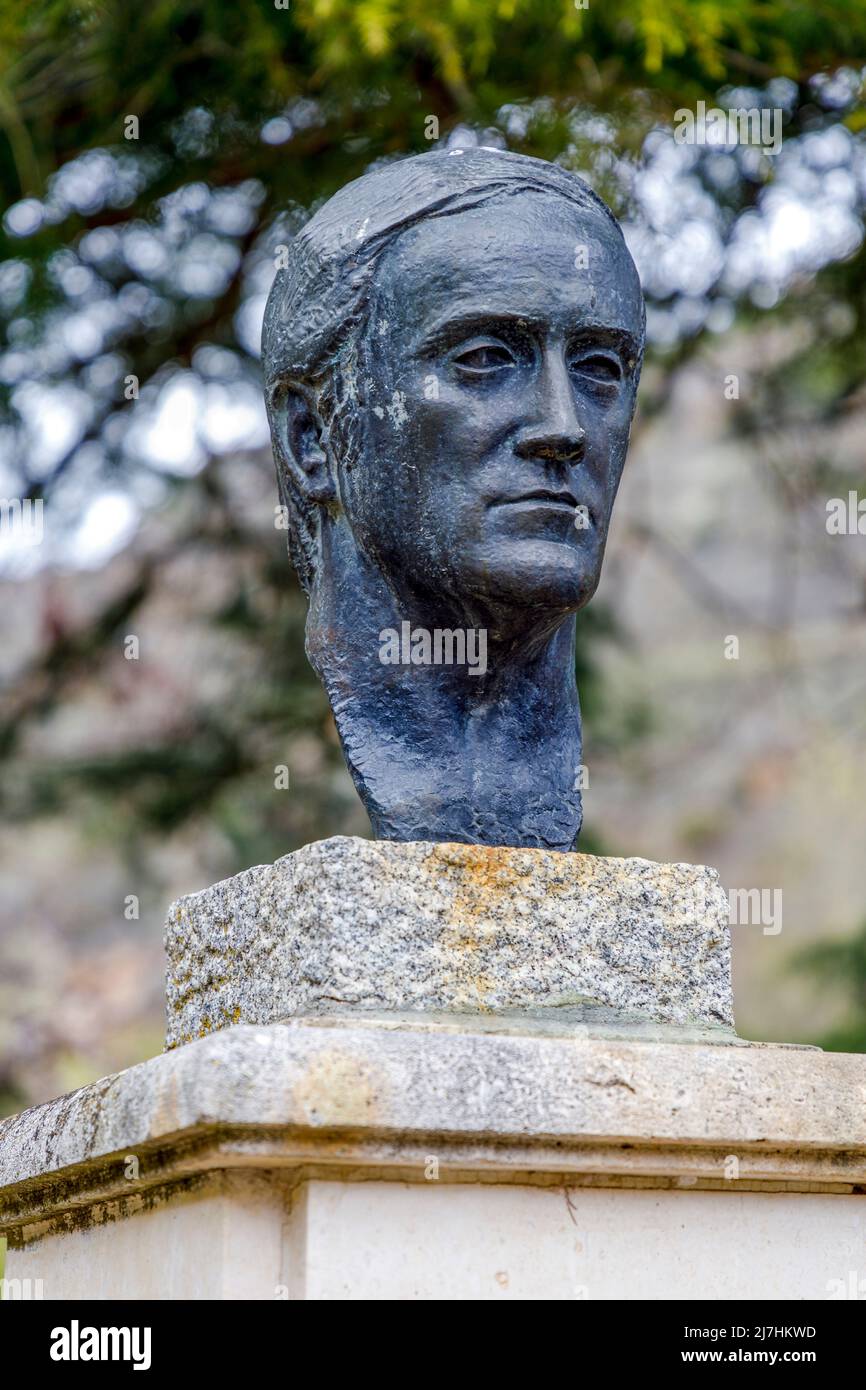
263;149;645;849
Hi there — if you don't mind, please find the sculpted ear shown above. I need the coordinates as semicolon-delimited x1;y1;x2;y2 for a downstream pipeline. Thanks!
268;381;336;505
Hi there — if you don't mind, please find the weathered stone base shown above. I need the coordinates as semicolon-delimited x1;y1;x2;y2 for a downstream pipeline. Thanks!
2;1018;864;1300
7;1174;866;1301
165;837;734;1047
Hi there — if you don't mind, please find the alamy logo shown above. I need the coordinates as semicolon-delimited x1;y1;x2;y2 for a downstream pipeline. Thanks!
826;1271;866;1300
0;497;44;545
826;492;866;535
50;1320;152;1370
379;621;488;676
674;101;783;156
728;887;782;936
0;1276;44;1299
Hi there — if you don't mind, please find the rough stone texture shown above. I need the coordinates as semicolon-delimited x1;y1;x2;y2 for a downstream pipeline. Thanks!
164;836;733;1049
1;1020;864;1245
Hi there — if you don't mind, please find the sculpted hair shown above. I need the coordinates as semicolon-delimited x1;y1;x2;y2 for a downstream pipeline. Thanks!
262;147;644;593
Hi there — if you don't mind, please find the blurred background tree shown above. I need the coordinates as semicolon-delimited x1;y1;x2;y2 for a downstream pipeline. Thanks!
1;0;865;1112
791;919;866;1052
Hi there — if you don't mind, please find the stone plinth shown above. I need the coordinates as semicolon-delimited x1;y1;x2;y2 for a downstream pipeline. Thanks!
165;837;733;1048
1;1019;865;1300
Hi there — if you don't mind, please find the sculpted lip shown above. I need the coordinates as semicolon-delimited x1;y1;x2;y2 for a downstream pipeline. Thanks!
496;489;579;511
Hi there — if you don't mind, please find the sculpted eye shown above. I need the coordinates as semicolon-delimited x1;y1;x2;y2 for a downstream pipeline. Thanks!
452;340;516;374
569;352;623;383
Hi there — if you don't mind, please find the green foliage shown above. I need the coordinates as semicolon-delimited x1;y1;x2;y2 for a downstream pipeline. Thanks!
4;0;866;206
791;919;866;1051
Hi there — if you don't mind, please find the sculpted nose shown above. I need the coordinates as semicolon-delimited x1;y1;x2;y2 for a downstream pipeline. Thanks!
514;349;586;465
514;430;585;463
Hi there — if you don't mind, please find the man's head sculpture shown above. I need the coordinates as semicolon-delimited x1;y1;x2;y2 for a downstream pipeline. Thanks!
263;148;645;850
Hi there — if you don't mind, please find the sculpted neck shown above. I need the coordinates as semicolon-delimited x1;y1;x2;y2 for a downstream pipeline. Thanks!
305;520;584;851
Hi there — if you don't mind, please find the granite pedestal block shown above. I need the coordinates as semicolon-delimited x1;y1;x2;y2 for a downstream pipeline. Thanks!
165;836;734;1048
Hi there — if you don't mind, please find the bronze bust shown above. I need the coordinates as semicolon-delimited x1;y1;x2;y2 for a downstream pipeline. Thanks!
263;149;645;850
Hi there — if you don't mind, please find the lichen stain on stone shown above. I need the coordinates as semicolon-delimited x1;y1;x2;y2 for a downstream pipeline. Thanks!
292;1050;382;1129
432;844;539;950
9;1172;216;1248
430;842;529;930
430;842;591;917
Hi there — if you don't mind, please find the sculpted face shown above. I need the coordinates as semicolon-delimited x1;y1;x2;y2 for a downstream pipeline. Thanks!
337;188;644;628
264;156;646;847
